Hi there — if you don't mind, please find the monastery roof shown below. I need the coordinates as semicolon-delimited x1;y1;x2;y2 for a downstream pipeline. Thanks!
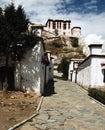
88;43;103;47
71;27;81;30
78;54;105;68
45;19;71;25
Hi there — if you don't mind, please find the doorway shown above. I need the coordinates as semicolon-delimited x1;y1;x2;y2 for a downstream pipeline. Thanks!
0;66;15;91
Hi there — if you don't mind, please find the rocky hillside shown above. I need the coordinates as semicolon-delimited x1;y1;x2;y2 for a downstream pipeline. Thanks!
42;31;86;63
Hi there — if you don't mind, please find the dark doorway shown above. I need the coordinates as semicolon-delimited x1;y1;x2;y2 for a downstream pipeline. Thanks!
103;69;105;83
0;66;15;91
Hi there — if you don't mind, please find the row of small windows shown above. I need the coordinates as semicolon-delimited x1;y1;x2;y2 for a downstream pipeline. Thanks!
48;21;70;30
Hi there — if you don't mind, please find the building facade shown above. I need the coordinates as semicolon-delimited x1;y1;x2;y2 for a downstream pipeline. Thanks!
0;24;54;95
68;59;84;82
15;40;45;95
44;19;71;37
71;27;81;38
15;24;54;95
77;44;105;88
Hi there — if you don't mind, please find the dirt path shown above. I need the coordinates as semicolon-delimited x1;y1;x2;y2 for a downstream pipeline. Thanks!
0;91;40;130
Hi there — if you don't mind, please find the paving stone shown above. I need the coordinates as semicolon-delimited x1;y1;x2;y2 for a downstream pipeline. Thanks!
35;113;48;121
18;79;105;130
35;124;47;130
47;119;56;123
20;123;37;130
47;110;60;116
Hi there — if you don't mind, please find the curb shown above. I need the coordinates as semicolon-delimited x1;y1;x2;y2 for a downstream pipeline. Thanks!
76;84;105;107
8;96;44;130
89;96;105;107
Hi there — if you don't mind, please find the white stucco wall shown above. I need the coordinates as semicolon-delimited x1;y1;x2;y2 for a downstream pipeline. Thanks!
44;27;70;37
71;27;81;38
68;61;73;80
44;20;71;37
77;55;105;88
72;70;77;82
91;57;104;87
15;41;45;95
68;59;84;81
15;41;54;95
91;47;102;55
77;58;91;88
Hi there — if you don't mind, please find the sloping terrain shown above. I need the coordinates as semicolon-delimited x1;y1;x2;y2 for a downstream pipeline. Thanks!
0;91;40;130
43;33;86;61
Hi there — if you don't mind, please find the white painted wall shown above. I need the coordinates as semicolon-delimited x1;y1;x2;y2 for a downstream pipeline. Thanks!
68;61;74;80
77;58;91;88
91;57;104;87
72;70;77;82
77;56;105;88
15;41;45;95
44;27;71;37
15;41;54;95
71;27;81;38
90;45;102;55
68;59;84;81
44;20;71;37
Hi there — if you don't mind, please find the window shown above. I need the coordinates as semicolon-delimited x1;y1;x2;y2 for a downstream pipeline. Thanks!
60;22;61;29
63;22;66;30
103;69;105;83
53;21;56;29
49;21;50;28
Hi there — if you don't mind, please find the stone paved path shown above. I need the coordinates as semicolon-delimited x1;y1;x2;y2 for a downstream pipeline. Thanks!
19;79;105;130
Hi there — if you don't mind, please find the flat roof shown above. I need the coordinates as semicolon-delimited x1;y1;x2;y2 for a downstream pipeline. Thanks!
71;27;81;30
88;44;102;47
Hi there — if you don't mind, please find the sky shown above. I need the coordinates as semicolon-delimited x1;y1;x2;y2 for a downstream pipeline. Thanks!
0;0;105;41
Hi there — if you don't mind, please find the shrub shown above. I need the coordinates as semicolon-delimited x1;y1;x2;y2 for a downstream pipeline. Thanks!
70;37;78;47
52;42;63;48
57;57;69;79
88;88;105;104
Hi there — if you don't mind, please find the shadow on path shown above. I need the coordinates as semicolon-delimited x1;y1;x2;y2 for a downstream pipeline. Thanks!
44;80;56;97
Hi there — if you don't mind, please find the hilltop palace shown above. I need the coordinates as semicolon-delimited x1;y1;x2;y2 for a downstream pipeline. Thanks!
28;19;82;40
44;19;81;38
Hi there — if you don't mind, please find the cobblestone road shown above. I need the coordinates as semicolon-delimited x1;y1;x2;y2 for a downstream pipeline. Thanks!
19;79;105;130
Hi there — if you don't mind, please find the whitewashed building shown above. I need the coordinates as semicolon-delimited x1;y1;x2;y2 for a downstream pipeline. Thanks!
77;43;105;88
44;19;82;38
68;59;84;82
15;24;54;95
44;19;71;37
0;23;53;95
15;40;44;95
71;27;81;38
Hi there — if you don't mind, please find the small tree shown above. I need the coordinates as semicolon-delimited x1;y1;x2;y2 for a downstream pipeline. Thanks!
57;57;69;79
0;3;38;92
70;37;78;47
